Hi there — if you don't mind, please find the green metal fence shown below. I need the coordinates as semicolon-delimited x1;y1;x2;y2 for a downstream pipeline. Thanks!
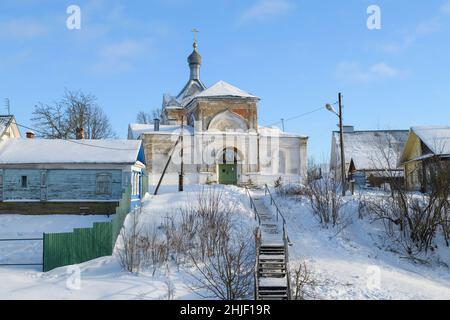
43;188;132;272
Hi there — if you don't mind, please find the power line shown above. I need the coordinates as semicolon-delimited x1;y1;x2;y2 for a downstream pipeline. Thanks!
263;102;338;129
13;122;139;151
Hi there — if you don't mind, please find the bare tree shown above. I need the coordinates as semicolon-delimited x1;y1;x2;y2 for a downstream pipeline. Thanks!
365;154;450;256
187;235;255;300
368;132;406;193
31;90;115;139
136;108;162;124
290;262;319;300
136;111;152;124
117;208;143;273
305;174;344;227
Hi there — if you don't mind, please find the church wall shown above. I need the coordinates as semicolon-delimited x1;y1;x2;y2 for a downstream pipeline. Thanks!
140;120;308;187
162;108;186;125
189;98;258;132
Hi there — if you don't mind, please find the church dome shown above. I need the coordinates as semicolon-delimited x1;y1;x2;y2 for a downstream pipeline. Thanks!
188;45;202;65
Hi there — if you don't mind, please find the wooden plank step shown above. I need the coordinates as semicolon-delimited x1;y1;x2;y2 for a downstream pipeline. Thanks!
259;254;285;259
258;296;288;300
259;271;286;275
259;274;287;278
259;268;286;272
258;290;288;294
260;252;285;256
259;263;286;267
260;251;285;254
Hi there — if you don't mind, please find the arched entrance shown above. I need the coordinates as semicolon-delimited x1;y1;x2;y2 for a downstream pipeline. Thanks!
217;147;242;185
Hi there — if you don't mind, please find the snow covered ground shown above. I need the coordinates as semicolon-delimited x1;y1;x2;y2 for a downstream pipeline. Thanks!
0;185;255;300
266;190;450;300
1;185;449;300
0;214;112;267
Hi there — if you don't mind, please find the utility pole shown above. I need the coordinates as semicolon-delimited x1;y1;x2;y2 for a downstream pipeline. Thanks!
281;118;285;131
179;115;184;192
338;93;346;196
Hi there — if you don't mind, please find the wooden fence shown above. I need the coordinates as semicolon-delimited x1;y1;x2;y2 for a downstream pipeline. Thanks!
43;187;132;272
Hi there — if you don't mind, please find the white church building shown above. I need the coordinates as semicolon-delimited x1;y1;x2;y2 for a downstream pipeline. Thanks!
128;40;308;186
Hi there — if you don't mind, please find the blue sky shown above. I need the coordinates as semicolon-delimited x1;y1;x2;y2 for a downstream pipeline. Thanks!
1;0;450;161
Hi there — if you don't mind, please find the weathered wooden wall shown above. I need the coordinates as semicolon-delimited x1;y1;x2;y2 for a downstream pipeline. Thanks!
2;169;123;201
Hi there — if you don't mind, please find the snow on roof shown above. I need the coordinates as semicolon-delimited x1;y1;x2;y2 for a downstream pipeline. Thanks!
333;130;409;171
258;126;308;138
195;81;259;99
411;125;450;155
0;116;13;136
128;123;193;139
0;139;143;165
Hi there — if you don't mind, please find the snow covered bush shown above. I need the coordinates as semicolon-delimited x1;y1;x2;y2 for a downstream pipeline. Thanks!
186;233;255;300
290;262;319;300
178;187;255;299
117;208;144;273
118;208;169;274
305;174;344;227
365;159;450;256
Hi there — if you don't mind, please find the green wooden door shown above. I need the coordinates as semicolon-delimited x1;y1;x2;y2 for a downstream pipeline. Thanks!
218;164;238;185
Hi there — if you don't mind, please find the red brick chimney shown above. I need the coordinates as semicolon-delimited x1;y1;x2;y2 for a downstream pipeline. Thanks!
76;127;85;140
26;131;35;139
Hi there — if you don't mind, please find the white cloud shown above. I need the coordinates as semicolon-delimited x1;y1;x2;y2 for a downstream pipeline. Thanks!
90;40;149;74
239;0;294;23
335;61;402;83
381;2;450;54
0;19;48;38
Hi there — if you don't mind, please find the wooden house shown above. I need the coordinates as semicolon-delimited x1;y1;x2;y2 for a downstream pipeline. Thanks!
398;126;450;192
330;126;409;188
0;138;146;215
0;115;21;143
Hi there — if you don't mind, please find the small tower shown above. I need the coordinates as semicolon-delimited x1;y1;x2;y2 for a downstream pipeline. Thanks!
188;29;202;81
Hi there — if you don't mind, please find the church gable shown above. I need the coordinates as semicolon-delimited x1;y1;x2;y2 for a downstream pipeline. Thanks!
208;110;249;132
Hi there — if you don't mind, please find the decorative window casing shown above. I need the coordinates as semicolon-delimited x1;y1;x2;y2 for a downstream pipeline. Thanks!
96;173;112;195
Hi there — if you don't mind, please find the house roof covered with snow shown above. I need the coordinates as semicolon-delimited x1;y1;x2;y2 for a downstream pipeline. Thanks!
128;123;194;139
195;81;259;100
258;126;308;139
0;139;144;165
411;126;450;155
332;130;409;171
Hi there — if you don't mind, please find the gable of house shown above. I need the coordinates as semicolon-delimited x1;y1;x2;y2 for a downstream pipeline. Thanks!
0;115;20;142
